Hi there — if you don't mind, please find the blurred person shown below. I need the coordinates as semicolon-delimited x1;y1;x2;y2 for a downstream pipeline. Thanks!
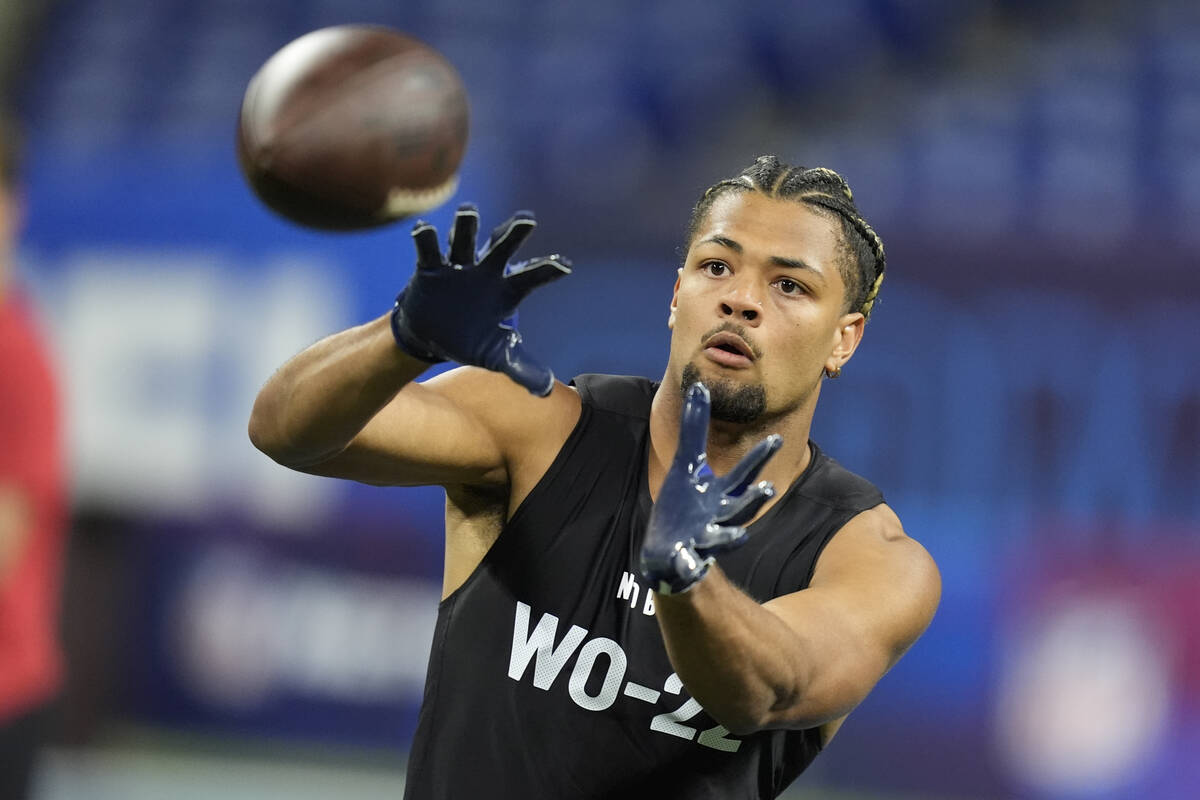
249;156;940;799
0;115;66;799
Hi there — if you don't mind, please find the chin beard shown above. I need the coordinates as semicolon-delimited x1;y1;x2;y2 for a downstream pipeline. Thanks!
680;363;767;424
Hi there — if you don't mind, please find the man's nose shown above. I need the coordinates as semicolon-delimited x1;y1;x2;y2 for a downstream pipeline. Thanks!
719;283;762;323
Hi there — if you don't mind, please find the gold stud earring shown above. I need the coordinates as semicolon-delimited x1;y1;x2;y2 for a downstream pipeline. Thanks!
825;365;842;379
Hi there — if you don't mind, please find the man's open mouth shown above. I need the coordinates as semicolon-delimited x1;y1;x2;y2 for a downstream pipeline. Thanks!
704;332;755;361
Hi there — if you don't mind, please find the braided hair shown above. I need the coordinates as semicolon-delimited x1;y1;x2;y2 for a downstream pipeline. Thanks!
685;156;886;319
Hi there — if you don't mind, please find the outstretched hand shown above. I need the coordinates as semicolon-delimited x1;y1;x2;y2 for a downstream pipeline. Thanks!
640;383;782;595
390;204;572;396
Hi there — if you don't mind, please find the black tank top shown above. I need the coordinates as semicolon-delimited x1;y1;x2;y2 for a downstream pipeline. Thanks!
403;374;884;799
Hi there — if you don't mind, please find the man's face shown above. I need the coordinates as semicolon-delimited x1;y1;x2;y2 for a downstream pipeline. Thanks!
667;191;865;424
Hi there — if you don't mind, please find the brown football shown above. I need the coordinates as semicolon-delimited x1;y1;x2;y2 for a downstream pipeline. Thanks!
237;25;469;231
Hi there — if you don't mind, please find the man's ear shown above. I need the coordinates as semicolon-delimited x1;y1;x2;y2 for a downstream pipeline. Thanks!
667;267;682;329
825;312;866;374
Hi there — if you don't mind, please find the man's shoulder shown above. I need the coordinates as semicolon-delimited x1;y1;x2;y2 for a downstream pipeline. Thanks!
570;373;657;419
798;444;885;513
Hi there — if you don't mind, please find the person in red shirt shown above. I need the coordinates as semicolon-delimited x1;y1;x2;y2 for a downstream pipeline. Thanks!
0;115;66;800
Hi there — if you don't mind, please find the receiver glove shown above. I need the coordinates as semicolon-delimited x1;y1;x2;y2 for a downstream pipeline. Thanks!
640;383;781;594
390;203;571;396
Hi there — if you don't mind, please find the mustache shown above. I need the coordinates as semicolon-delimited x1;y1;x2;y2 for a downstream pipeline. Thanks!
702;322;763;360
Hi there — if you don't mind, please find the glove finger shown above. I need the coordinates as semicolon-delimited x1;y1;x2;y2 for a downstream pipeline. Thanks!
448;203;480;266
641;544;710;595
411;221;443;272
500;334;555;397
479;211;537;268
719;433;782;496
671;545;712;584
504;256;573;299
677;383;711;467
714;481;775;526
694;523;750;557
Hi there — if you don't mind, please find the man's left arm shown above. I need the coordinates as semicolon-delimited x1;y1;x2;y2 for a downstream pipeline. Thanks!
654;504;940;735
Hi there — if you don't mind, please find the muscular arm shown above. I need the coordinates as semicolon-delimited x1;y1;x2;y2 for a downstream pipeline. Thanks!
249;313;432;471
250;206;574;490
654;504;940;736
249;313;576;489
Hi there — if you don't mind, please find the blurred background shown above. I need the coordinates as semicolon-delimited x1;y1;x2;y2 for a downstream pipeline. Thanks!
2;0;1198;797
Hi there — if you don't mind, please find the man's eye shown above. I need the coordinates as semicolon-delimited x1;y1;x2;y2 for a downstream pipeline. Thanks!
702;262;727;276
777;278;803;295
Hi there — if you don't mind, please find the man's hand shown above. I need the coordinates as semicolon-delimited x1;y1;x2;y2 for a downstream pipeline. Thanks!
640;383;782;595
390;204;572;396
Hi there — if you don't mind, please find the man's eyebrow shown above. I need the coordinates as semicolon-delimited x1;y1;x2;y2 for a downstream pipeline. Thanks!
700;235;742;253
769;255;825;282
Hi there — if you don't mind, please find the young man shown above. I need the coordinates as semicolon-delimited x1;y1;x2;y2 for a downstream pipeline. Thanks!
0;115;67;800
250;156;940;799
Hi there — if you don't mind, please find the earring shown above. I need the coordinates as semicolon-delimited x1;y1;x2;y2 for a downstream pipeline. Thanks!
825;365;842;379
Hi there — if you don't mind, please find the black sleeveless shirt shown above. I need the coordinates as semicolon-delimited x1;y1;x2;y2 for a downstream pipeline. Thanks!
403;374;884;799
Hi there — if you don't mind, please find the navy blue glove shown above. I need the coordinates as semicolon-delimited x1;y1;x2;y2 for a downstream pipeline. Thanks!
640;383;782;594
390;204;572;396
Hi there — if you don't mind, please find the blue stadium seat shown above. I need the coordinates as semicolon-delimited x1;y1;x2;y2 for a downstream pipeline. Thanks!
912;83;1027;236
1036;139;1137;243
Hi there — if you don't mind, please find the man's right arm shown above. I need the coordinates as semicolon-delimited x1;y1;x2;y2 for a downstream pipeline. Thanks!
248;313;572;489
248;205;574;490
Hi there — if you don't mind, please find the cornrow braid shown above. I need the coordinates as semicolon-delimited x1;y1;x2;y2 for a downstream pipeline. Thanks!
685;155;886;319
